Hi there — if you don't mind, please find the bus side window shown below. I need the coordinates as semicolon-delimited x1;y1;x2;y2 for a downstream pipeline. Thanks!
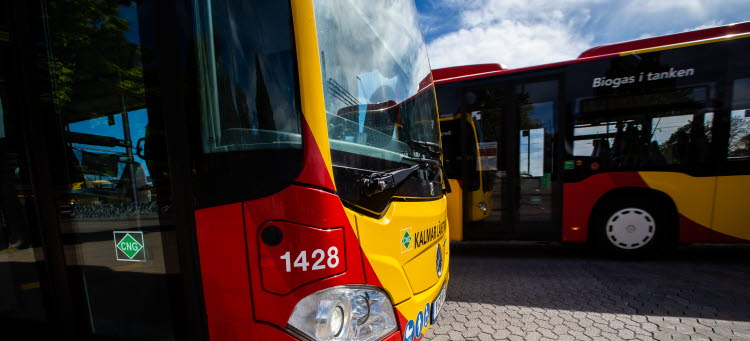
729;78;750;160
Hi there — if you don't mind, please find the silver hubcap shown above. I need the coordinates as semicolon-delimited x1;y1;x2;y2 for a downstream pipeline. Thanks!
606;208;655;250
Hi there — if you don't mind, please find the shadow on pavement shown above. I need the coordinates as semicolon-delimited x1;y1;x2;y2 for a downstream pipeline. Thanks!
446;241;750;322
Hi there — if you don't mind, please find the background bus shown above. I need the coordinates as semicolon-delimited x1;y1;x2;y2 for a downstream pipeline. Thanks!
434;22;750;256
0;0;448;339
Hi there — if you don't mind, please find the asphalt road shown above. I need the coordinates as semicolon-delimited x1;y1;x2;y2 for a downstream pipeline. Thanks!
425;242;750;341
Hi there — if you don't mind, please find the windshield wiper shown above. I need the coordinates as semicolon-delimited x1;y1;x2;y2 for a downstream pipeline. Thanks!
403;139;452;194
362;164;420;197
408;139;443;159
361;139;452;197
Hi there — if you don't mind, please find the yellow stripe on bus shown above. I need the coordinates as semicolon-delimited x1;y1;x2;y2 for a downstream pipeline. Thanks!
639;172;715;229
290;0;335;186
19;282;40;291
620;32;750;57
712;175;750;240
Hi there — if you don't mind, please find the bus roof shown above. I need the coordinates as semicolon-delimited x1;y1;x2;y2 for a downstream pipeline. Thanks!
433;21;750;85
578;21;750;58
432;63;505;82
433;55;614;85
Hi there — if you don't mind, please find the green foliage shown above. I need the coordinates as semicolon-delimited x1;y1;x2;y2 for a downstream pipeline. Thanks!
44;0;144;114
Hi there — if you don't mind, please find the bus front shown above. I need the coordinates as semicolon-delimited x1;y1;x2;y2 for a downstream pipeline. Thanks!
194;0;449;340
313;0;450;340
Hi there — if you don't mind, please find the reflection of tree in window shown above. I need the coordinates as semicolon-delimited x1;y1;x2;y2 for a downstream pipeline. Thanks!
729;113;750;158
44;0;145;111
649;113;708;164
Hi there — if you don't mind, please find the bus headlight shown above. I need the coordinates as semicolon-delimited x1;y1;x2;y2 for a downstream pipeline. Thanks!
288;286;397;341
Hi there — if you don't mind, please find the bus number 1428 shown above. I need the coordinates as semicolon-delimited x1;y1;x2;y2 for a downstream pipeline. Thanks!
280;247;340;272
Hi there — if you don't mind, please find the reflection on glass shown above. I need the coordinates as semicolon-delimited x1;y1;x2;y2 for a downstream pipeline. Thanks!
517;81;557;224
574;113;714;166
573;85;714;169
519;128;544;177
66;109;153;216
519;101;554;178
194;0;301;154
42;1;177;338
730;78;750;159
314;0;439;165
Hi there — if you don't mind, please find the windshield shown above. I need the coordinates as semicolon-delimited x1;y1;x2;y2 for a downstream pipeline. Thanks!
313;0;439;168
313;0;442;214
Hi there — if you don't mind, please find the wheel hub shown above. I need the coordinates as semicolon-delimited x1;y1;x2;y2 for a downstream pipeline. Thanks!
606;208;655;250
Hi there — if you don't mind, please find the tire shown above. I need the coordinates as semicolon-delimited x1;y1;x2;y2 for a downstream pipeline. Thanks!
591;196;674;259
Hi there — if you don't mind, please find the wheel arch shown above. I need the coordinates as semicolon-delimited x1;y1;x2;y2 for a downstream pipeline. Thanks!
587;187;680;244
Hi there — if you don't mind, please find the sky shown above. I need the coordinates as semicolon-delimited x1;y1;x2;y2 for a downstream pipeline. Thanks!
415;0;750;69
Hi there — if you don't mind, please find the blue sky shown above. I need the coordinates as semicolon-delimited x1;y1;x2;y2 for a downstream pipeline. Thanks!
415;0;750;69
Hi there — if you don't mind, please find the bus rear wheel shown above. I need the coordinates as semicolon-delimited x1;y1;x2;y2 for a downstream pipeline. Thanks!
592;196;672;258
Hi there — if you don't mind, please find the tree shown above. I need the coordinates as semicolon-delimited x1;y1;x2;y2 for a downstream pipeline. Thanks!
44;0;144;118
729;115;750;157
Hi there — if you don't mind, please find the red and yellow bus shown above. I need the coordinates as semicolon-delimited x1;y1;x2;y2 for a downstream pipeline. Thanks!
434;22;750;257
0;0;448;339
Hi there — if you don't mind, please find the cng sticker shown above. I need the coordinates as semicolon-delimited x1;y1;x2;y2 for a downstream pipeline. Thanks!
114;231;146;262
400;227;414;253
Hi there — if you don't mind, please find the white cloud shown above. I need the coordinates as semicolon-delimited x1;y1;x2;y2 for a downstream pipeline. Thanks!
427;21;591;69
423;0;750;70
683;20;726;32
428;0;598;68
426;0;598;69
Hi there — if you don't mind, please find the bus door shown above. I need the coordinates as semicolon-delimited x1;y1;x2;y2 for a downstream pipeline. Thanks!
509;80;561;238
450;79;561;239
454;84;513;238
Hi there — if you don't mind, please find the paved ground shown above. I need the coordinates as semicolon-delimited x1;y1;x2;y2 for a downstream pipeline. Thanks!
425;242;750;341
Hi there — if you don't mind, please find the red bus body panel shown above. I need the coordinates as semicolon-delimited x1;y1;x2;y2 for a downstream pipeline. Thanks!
434;22;750;86
578;21;750;58
195;185;374;339
432;63;505;82
193;113;396;339
433;55;615;85
561;172;648;243
562;172;747;244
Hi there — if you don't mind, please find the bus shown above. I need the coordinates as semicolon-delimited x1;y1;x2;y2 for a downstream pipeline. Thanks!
434;22;750;257
0;0;449;339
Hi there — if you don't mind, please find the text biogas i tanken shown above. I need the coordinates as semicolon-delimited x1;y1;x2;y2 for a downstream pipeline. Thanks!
592;67;696;88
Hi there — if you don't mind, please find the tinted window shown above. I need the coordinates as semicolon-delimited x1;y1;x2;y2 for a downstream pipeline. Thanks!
729;78;750;160
192;0;303;206
573;87;714;169
195;1;301;153
40;1;182;338
566;44;722;174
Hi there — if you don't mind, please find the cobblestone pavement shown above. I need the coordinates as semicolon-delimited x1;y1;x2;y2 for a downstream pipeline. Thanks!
425;242;750;341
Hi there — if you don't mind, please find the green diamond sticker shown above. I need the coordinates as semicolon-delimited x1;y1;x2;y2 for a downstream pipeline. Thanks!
117;233;144;259
564;160;575;170
401;231;412;249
